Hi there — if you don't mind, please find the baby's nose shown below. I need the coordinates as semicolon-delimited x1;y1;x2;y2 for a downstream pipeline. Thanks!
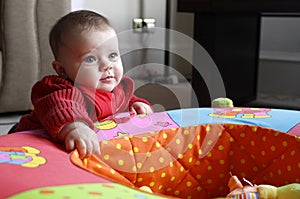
99;62;113;71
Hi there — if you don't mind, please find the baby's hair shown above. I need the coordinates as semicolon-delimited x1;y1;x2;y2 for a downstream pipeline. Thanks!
49;10;112;60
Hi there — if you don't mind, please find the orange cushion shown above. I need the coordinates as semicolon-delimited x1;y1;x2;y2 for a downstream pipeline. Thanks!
71;124;300;199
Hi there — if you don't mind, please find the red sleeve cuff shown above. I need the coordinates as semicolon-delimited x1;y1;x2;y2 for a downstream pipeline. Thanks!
129;95;152;107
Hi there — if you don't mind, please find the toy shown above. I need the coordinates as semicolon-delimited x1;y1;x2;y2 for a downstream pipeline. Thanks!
226;174;300;199
226;174;258;199
139;186;153;193
257;184;300;199
211;98;234;108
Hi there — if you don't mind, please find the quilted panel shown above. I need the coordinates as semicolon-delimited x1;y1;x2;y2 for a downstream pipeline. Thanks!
71;124;300;199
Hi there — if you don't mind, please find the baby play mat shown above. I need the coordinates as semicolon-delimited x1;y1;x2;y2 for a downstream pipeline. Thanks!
0;107;300;199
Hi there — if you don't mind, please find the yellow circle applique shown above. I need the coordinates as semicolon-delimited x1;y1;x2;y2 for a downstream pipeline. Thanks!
95;120;117;130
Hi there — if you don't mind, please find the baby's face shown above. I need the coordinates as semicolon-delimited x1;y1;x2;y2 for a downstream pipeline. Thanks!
58;27;123;92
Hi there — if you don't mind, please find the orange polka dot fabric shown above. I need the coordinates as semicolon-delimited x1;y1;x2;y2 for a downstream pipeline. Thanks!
71;124;300;199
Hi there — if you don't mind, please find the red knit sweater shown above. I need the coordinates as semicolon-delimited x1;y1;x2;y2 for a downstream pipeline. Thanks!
16;75;150;140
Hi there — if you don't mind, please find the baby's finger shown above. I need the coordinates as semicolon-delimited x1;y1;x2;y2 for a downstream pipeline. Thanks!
133;105;146;114
93;141;101;157
65;139;75;152
129;106;137;115
85;140;93;157
147;106;154;114
75;139;87;159
138;107;147;114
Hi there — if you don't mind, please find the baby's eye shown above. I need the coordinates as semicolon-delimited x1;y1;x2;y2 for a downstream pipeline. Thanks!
83;55;98;64
108;52;119;60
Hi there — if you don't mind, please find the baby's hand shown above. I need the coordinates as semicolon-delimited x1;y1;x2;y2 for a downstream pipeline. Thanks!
59;121;100;159
130;102;153;115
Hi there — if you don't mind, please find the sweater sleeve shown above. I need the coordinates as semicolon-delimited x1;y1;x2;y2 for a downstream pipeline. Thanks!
129;94;152;107
31;76;94;140
121;76;152;108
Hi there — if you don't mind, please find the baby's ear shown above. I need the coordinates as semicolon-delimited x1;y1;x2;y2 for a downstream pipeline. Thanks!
52;61;67;78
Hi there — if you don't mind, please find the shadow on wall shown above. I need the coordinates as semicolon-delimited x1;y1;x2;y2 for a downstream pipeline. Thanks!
134;83;180;112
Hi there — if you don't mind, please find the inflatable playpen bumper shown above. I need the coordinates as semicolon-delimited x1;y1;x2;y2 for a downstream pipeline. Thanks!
2;107;300;199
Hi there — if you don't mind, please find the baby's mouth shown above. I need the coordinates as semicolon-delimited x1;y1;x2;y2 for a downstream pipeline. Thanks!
100;76;114;81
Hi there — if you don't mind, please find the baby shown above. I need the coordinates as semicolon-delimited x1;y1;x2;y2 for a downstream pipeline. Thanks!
16;10;153;159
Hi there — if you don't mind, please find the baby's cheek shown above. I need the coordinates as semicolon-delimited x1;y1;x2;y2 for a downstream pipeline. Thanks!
76;69;100;88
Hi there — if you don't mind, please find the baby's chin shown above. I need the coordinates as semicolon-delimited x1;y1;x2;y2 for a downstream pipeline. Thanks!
74;81;115;91
96;84;115;92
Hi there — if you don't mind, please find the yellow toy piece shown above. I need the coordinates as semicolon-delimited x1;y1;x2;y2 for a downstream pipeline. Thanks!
257;185;277;199
139;186;153;193
211;98;234;108
257;183;300;199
